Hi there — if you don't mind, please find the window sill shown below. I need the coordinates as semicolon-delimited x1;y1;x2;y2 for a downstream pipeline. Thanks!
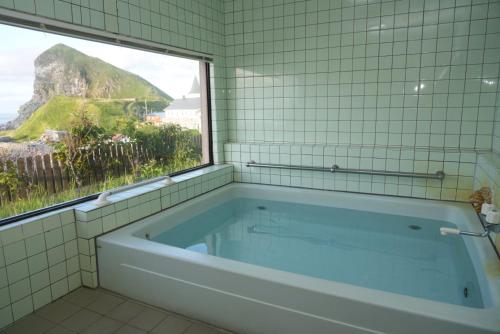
0;164;232;232
74;164;233;225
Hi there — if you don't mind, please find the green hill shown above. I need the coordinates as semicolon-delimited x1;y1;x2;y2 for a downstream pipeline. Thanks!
7;96;122;140
6;96;168;140
2;43;173;137
37;44;173;100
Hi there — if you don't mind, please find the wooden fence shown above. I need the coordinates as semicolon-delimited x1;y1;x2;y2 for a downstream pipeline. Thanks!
0;135;202;205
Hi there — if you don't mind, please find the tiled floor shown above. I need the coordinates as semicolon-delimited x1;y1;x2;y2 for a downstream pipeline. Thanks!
1;288;233;334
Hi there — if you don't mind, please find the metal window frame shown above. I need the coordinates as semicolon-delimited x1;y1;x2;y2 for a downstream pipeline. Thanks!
0;8;213;62
0;12;215;226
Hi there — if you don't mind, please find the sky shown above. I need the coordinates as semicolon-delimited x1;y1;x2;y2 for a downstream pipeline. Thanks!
0;23;199;124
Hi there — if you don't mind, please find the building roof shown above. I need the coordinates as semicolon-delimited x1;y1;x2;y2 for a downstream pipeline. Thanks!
146;112;165;117
189;77;200;95
164;97;200;111
164;77;201;112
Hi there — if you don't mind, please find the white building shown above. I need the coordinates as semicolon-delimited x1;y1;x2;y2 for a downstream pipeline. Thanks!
163;78;201;131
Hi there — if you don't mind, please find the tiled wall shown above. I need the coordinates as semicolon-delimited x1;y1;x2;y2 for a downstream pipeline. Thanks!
493;80;500;153
0;164;233;330
0;209;80;328
224;0;500;148
223;0;500;198
0;1;231;329
0;0;227;162
225;142;477;201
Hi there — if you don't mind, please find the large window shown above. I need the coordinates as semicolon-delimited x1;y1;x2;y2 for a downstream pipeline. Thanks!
0;23;211;221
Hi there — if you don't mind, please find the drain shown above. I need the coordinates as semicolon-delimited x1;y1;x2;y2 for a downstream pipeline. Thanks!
257;206;267;210
408;225;422;230
463;287;469;298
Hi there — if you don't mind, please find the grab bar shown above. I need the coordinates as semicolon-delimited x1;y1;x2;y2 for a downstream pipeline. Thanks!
246;161;445;180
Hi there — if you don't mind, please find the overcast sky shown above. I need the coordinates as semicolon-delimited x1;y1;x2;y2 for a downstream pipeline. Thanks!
0;23;199;124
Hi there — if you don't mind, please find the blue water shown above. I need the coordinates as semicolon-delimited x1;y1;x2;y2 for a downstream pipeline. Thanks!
0;113;15;124
152;198;484;308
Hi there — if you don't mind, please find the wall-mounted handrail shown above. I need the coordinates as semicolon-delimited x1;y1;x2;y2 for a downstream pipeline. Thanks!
246;161;445;180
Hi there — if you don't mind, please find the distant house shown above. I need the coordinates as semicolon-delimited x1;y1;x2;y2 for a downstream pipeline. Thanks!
145;112;166;126
111;134;131;143
163;78;201;131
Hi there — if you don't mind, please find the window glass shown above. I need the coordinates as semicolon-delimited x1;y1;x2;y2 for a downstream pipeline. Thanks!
0;23;211;220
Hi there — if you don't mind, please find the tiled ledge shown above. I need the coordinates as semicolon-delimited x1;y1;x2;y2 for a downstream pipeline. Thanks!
0;164;233;329
73;164;233;288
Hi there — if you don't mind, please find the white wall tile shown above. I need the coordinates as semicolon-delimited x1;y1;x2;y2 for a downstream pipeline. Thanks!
4;241;26;266
25;235;46;257
30;269;50;293
0;305;13;329
0;287;10;308
6;261;29;284
27;253;48;275
9;278;31;303
32;287;51;310
11;296;33;321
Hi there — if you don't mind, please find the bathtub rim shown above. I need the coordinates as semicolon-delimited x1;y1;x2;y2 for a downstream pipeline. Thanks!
97;182;500;332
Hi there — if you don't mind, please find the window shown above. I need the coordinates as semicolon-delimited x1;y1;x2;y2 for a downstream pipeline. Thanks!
0;23;212;222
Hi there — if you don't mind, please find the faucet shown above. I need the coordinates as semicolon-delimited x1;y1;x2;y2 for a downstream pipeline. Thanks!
94;191;111;206
440;213;500;237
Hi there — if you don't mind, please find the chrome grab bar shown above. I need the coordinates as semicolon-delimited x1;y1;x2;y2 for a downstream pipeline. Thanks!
330;164;445;180
245;161;445;180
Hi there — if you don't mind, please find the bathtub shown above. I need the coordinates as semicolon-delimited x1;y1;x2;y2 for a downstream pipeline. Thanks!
97;183;500;334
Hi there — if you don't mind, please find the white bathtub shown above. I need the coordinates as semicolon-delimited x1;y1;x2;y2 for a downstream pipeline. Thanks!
97;183;500;334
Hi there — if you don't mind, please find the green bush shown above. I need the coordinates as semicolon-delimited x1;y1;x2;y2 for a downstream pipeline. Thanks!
128;123;202;171
1;115;203;220
0;160;20;198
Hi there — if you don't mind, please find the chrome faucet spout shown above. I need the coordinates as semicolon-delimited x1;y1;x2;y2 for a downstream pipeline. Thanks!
440;214;500;238
485;223;500;233
439;227;488;237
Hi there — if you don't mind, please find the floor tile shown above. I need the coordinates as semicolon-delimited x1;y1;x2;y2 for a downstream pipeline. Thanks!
44;325;76;334
151;316;192;334
63;288;101;307
1;288;235;334
36;299;81;323
3;314;54;334
107;301;145;322
113;324;146;334
81;316;123;334
184;324;220;334
86;293;125;315
127;307;167;331
60;309;101;333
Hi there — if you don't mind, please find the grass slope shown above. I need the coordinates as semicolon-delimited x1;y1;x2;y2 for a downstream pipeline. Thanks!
4;96;152;140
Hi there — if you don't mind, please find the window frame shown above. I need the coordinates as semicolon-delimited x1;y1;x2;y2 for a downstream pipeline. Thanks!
0;16;214;227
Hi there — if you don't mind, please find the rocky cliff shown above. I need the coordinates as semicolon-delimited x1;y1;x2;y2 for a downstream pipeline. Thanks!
5;43;171;129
